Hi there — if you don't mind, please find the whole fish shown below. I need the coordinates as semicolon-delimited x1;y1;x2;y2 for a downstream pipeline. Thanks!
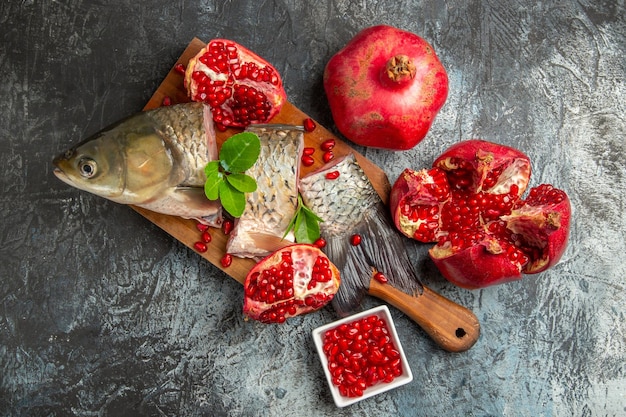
53;103;223;226
226;124;304;258
300;154;480;352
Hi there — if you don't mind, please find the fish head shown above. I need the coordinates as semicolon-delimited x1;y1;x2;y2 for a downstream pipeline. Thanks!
53;129;128;201
53;112;179;204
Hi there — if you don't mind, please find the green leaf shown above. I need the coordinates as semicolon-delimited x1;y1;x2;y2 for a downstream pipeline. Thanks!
219;132;261;173
219;181;247;218
225;173;257;193
204;160;220;177
284;194;324;244
204;170;222;200
294;207;323;243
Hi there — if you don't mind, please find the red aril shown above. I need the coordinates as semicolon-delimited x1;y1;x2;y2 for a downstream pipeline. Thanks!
184;39;287;130
243;244;340;323
322;314;403;397
390;140;571;289
303;118;317;132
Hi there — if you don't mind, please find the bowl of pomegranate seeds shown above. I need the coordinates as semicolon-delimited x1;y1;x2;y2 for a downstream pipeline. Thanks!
312;305;413;407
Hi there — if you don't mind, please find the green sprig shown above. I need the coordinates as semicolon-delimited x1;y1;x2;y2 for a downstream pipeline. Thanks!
204;132;261;217
284;194;324;244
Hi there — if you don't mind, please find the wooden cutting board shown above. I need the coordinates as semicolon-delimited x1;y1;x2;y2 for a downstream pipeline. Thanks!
135;38;392;285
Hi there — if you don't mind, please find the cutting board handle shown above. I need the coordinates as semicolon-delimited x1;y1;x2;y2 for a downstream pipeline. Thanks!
368;279;480;352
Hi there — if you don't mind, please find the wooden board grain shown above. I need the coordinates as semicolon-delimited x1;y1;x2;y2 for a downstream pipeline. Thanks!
135;38;391;285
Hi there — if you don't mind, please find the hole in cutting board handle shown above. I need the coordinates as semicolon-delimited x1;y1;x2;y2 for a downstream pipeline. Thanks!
455;328;467;338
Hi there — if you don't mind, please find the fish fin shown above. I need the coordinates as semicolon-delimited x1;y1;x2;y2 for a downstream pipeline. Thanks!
136;187;223;227
330;203;424;317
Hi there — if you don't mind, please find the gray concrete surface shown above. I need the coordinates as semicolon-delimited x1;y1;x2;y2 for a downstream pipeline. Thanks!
1;1;624;416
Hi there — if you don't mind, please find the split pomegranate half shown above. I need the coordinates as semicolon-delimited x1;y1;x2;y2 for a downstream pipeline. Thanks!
243;244;341;323
185;39;287;130
390;140;571;289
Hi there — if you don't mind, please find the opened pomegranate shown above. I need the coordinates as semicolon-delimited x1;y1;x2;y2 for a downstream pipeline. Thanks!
390;140;571;289
184;39;287;130
243;244;341;323
323;25;448;150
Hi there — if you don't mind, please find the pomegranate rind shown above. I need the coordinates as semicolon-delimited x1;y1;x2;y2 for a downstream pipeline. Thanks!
323;25;448;150
430;243;523;289
184;39;287;128
389;167;450;242
433;139;531;196
243;244;341;323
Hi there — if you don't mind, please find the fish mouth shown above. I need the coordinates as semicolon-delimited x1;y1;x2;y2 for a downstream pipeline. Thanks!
52;166;73;186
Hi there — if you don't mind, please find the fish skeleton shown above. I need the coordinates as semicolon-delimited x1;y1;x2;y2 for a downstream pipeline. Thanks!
226;124;304;258
53;102;223;226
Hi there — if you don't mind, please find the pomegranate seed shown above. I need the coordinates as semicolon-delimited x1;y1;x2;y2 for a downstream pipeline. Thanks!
194;242;208;253
301;155;315;167
196;222;209;233
322;151;334;163
221;253;233;267
350;234;362;246
162;96;172;106
314;237;327;248
201;231;212;243
174;63;186;75
222;219;234;235
303;147;315;156
303;118;316;132
322;314;402;398
320;138;336;151
325;170;340;180
373;272;388;284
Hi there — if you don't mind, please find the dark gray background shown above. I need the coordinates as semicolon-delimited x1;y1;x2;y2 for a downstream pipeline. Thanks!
1;1;624;416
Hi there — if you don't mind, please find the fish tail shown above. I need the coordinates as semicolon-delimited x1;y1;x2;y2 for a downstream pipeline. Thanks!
330;202;424;317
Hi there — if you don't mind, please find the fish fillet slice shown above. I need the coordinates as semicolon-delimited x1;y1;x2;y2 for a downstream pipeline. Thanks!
226;125;304;259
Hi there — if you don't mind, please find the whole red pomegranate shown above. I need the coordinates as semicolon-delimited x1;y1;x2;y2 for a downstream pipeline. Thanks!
243;244;341;323
390;140;571;289
185;39;287;130
323;25;448;150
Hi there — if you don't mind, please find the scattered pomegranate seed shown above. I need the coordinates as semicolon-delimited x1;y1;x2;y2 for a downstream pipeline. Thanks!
325;170;340;180
222;219;234;235
321;139;336;151
196;222;210;233
322;151;334;163
194;242;208;253
162;96;172;106
373;272;388;284
301;155;315;167
174;63;186;75
221;253;233;267
322;314;402;397
201;231;212;243
314;237;327;248
350;234;362;246
303;118;316;132
303;147;315;156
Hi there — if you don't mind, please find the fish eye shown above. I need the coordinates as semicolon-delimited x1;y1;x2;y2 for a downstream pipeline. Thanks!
78;158;98;178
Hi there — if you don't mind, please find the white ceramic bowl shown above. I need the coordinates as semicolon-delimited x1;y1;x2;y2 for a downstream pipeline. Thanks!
312;305;413;407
